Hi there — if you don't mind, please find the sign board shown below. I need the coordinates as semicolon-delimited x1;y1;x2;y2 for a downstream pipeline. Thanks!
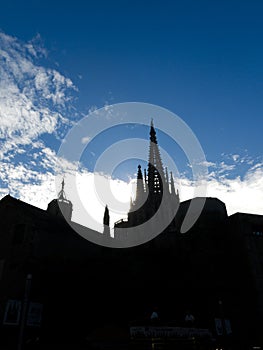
130;326;212;339
224;319;232;334
3;300;21;325
214;318;232;335
214;318;223;335
27;302;43;327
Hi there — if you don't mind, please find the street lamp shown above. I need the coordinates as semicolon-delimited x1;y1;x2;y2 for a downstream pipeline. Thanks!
17;274;32;350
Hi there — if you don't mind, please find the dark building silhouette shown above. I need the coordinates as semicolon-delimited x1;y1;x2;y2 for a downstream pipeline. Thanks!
0;122;262;349
115;120;179;236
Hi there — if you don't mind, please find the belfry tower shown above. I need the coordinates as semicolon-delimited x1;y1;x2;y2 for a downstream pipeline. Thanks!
47;179;73;222
116;120;179;233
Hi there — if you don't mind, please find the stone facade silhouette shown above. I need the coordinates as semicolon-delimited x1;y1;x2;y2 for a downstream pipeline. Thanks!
0;122;262;348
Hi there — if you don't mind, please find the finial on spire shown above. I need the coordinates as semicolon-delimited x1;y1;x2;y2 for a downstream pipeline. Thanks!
134;164;146;208
61;178;65;194
58;177;66;200
150;119;157;144
137;165;143;180
103;205;110;226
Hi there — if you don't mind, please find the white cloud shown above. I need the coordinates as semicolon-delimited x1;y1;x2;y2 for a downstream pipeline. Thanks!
198;160;216;168
217;161;236;174
81;136;91;144
232;154;240;162
72;171;132;231
0;32;76;160
178;164;263;216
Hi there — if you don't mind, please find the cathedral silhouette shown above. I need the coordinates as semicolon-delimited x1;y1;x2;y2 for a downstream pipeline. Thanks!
0;121;263;349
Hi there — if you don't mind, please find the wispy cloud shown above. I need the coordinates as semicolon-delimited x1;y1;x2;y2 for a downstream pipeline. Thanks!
0;31;79;205
81;136;91;144
0;31;76;160
179;160;263;215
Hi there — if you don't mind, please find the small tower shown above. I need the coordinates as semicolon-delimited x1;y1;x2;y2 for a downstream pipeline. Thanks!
47;179;73;222
133;165;146;210
103;205;110;236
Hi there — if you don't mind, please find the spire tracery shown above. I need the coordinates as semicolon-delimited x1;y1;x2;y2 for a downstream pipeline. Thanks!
147;121;165;196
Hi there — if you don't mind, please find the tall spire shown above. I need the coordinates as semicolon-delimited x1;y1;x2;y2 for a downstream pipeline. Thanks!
147;120;165;196
114;119;180;235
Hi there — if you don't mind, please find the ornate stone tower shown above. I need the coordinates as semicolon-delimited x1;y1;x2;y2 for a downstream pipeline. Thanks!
115;120;179;234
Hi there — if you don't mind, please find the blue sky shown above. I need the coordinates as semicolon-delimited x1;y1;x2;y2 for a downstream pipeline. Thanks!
0;0;262;228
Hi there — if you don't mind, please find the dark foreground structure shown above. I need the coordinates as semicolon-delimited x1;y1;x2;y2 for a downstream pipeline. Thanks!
0;123;263;349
